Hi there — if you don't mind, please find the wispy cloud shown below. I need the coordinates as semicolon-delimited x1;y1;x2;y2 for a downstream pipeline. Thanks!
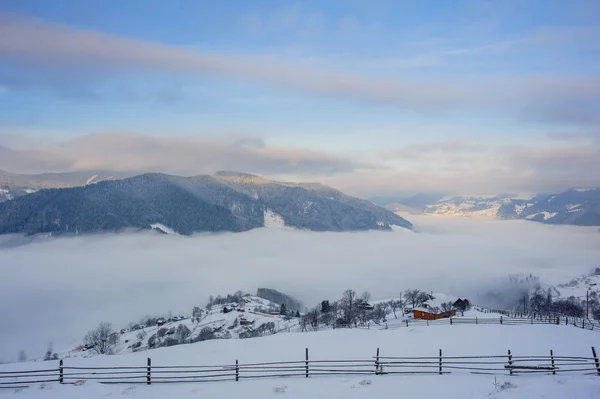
321;140;600;196
1;13;599;125
0;132;374;176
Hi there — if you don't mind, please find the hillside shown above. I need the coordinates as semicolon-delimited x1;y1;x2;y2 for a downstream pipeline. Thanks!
0;172;412;236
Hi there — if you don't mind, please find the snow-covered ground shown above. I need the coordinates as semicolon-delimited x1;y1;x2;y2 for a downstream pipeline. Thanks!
149;223;177;235
4;375;599;399
2;322;599;398
525;212;558;221
263;209;286;229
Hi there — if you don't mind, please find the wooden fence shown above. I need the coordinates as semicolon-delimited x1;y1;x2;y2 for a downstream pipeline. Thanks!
2;347;599;388
380;316;600;331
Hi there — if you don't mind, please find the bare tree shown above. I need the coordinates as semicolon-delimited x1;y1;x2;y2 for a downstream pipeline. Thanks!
404;289;420;308
441;302;454;312
192;307;202;323
307;307;320;331
361;291;372;303
530;290;545;315
340;289;357;326
18;350;27;362
84;322;119;355
371;304;386;325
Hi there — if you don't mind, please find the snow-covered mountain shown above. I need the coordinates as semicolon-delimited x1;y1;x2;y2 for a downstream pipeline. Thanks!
0;172;412;236
424;195;531;218
408;189;600;226
0;169;129;202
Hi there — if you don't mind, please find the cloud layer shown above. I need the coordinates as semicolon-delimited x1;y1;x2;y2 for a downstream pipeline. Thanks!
1;13;599;124
2;133;600;196
0;216;598;360
0;132;368;177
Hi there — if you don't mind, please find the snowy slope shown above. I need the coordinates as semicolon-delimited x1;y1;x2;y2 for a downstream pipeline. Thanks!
61;296;298;360
3;322;600;398
263;209;286;229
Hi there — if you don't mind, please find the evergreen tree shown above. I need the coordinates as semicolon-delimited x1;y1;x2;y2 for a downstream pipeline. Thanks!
280;303;287;316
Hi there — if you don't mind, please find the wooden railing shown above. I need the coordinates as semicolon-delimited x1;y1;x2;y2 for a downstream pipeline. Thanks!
2;346;599;388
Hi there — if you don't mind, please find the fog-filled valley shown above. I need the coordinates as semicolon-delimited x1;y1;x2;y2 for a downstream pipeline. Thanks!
1;215;598;361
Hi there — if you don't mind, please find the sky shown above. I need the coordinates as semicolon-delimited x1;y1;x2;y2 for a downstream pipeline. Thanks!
1;216;599;361
0;0;599;197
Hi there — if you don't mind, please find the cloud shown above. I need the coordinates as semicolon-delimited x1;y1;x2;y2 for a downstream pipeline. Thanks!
0;217;598;359
1;13;599;124
0;132;371;176
323;140;600;196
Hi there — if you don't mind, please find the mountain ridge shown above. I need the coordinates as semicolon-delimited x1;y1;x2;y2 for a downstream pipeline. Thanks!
385;189;600;226
0;172;412;236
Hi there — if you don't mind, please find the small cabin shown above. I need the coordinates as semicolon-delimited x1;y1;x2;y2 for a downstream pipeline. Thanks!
413;307;456;320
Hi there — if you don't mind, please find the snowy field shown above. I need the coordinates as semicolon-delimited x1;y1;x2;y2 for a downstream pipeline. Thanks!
1;215;599;360
1;323;600;398
4;375;599;399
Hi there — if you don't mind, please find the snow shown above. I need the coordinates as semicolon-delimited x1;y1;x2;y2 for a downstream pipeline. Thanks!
150;224;177;235
263;209;286;229
573;188;595;192
556;274;600;301
2;322;600;398
85;175;99;185
514;203;533;215
4;375;599;399
525;212;558;221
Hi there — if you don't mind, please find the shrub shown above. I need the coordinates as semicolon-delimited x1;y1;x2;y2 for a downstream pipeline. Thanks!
156;328;168;338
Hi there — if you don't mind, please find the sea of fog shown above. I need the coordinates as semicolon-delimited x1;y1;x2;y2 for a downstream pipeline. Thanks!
1;215;599;361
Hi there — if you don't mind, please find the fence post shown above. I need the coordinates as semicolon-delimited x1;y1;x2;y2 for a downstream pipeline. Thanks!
427;319;429;326
507;350;513;376
500;316;503;325
147;357;151;385
450;317;453;325
59;359;63;384
305;348;309;378
476;317;478;325
375;347;380;375
550;350;556;375
406;320;409;327
592;347;600;376
439;349;442;375
236;360;239;382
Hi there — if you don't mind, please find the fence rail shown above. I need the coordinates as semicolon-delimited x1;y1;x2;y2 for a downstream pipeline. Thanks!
2;346;599;388
377;316;600;331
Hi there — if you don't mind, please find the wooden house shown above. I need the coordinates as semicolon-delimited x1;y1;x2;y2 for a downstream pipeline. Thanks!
413;307;456;320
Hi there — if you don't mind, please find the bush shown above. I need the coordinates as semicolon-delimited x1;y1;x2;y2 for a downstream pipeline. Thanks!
192;327;215;342
239;330;259;339
176;325;192;343
161;338;180;347
148;334;157;348
156;328;168;338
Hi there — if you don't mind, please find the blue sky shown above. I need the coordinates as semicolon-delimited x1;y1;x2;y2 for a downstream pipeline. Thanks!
0;1;599;195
